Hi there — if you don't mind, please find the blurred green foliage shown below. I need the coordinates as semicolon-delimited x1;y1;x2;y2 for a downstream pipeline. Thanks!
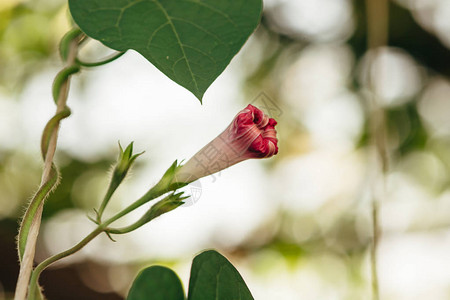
0;0;450;299
0;0;69;94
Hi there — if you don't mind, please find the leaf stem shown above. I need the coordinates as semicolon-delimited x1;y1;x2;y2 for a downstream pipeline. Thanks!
28;178;176;295
28;226;105;299
96;180;120;222
76;51;125;67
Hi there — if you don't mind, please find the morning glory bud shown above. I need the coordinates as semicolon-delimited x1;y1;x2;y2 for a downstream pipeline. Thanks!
175;104;278;183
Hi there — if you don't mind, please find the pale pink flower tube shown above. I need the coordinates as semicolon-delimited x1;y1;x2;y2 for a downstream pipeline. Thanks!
175;104;278;183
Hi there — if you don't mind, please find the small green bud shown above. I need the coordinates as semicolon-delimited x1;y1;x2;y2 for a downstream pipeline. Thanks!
108;192;189;234
114;142;144;181
145;192;188;220
96;142;144;222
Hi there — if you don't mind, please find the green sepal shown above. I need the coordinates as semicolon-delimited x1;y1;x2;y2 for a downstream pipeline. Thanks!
151;160;188;196
115;142;144;177
110;141;144;195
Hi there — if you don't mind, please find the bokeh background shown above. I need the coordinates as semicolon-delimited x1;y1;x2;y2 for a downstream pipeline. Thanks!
1;0;450;299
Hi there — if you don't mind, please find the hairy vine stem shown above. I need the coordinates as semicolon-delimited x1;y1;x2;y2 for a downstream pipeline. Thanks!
14;25;126;299
27;186;184;298
365;0;389;299
14;33;81;300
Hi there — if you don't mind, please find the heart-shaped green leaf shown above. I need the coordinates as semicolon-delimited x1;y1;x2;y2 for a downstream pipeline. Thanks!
68;0;263;102
127;266;185;300
188;250;254;300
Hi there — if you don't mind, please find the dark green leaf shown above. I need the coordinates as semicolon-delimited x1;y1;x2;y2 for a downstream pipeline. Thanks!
69;0;263;101
127;266;185;300
188;250;254;300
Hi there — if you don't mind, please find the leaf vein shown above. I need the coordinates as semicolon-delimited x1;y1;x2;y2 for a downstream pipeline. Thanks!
146;21;170;49
153;0;200;95
181;44;217;66
115;0;146;37
181;0;238;28
171;17;223;43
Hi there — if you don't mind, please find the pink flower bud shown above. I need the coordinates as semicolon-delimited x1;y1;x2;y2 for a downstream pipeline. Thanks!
176;104;278;183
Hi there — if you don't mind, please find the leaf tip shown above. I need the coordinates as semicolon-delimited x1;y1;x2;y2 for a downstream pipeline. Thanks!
195;93;204;104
